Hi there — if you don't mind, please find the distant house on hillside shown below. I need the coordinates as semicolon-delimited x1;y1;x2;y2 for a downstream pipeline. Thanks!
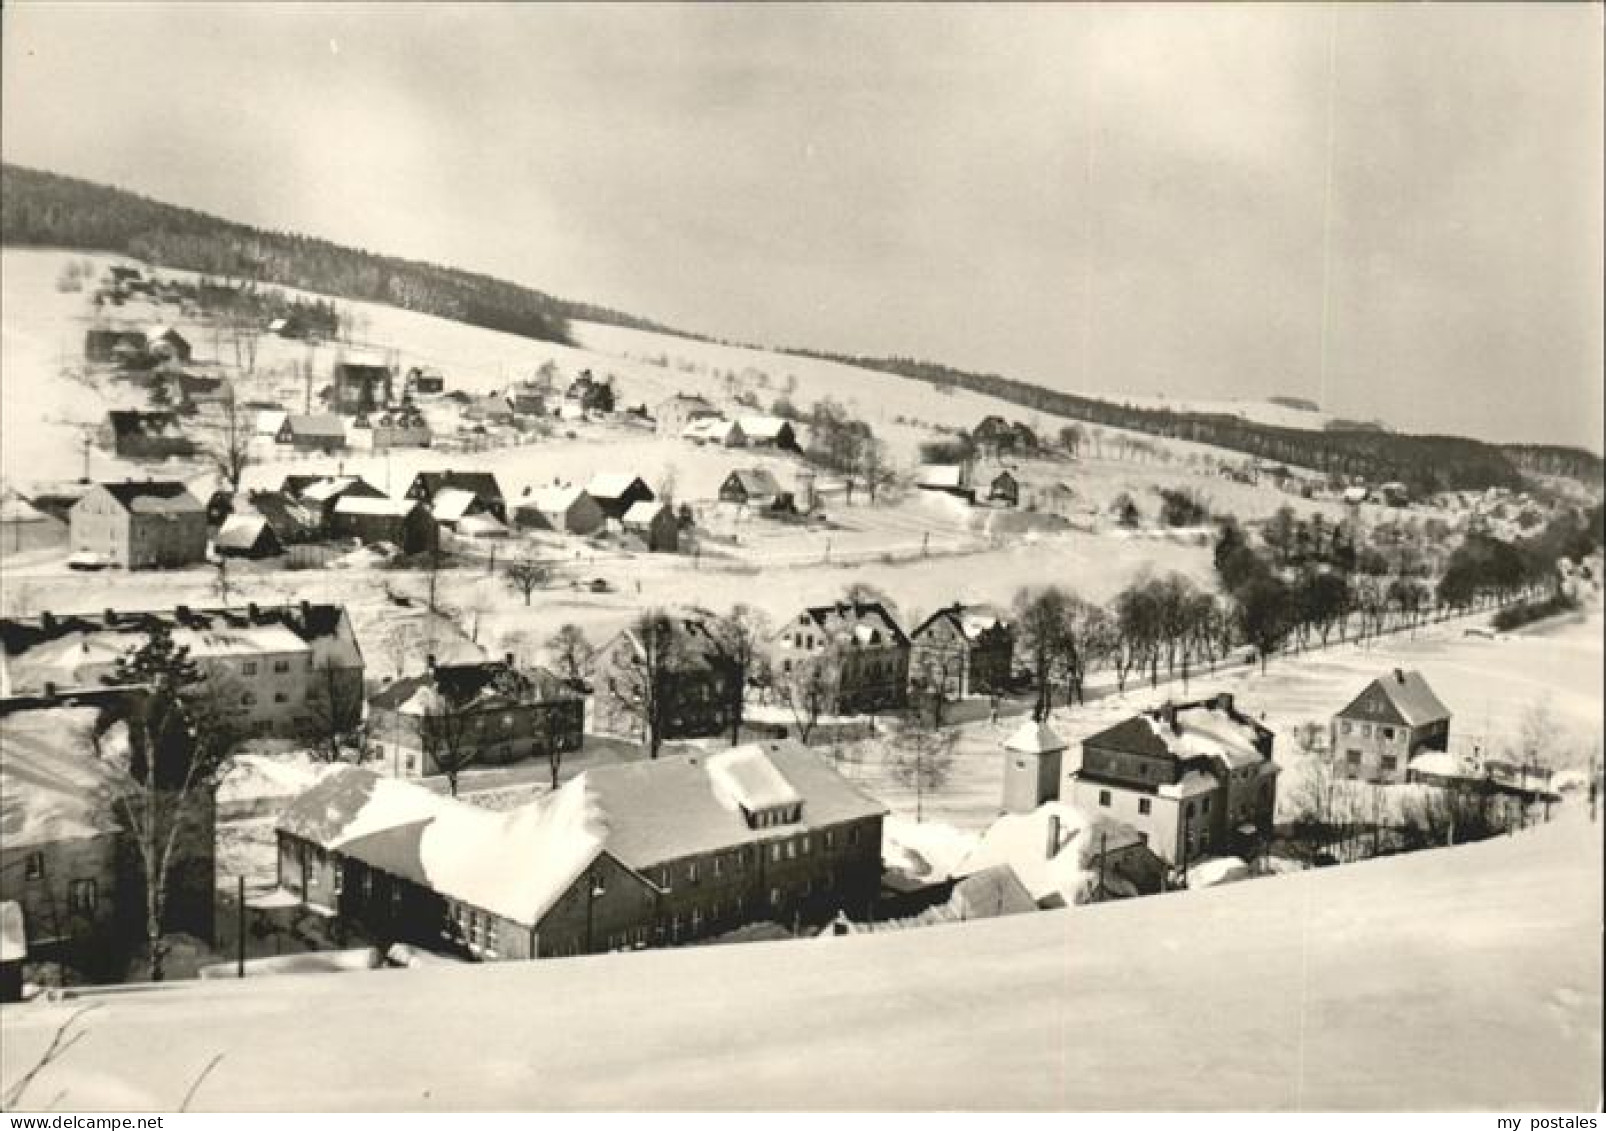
682;417;746;448
514;484;605;536
988;470;1020;507
915;464;974;503
69;481;207;569
332;357;393;414
655;393;719;436
281;476;387;532
101;410;195;459
464;393;514;425
352;408;431;452
276;414;348;454
1331;669;1451;785
586;474;654;522
719;469;786;509
144;326;192;363
739;417;800;452
406;367;446;396
83;328;148;364
622;501;679;553
908;604;1013;699
404;471;506;524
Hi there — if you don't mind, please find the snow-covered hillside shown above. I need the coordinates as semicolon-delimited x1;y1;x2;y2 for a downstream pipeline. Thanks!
2;814;1598;1111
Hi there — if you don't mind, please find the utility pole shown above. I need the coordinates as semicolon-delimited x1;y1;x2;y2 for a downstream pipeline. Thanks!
79;430;93;484
236;875;246;978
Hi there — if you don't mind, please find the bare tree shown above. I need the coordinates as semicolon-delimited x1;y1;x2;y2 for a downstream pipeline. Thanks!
602;610;684;758
420;689;479;797
546;623;595;692
502;550;550;606
781;646;841;744
1057;595;1112;707
301;658;366;763
1014;585;1069;721
100;629;243;981
208;384;254;494
884;710;956;823
378;620;422;678
707;603;771;745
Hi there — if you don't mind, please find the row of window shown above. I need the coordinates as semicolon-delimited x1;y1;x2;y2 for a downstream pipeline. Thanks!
656;826;861;889
19;855;100;913
1339;721;1399;742
1346;750;1400;772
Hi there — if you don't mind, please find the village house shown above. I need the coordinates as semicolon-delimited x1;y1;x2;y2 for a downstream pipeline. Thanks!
274;741;885;959
101;410;195;460
739;416;801;452
69;480;208;569
331;356;394;414
1331;669;1452;785
988;469;1021;507
464;393;515;425
0;690;216;978
281;475;386;530
682;416;747;447
915;464;975;503
368;656;585;778
774;601;911;716
427;487;498;532
329;496;439;554
586;473;655;522
566;369;615;412
0;602;365;740
0;492;69;557
973;416;1037;456
507;383;548;417
622;500;679;553
719;468;787;510
513;484;606;537
351;407;432;452
655;393;719;436
1068;694;1279;868
83;328;148;364
405;471;507;524
908;604;1014;699
213;514;283;559
144;326;192;363
594;614;739;742
276;413;349;454
245;490;321;547
957;801;1168;909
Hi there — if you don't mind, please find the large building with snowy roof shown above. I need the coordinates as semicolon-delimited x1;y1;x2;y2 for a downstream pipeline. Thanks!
774;600;911;716
0;602;364;740
1331;668;1452;785
1068;693;1279;867
274;741;885;960
909;602;1014;699
68;480;207;569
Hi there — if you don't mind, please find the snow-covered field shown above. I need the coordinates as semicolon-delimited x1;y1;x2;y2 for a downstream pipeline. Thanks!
2;812;1597;1111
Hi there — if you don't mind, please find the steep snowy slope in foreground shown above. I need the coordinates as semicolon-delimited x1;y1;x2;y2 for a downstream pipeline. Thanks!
2;815;1599;1111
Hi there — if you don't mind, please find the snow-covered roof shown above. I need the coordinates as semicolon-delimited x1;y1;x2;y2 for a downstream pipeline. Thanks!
430;487;479;522
956;802;1097;907
0;493;51;524
1408;751;1477;780
1158;769;1221;799
917;465;967;488
1005;720;1068;755
300;477;361;503
1339;670;1452;728
333;496;418;518
587;473;645;500
455;513;509;538
1148;706;1265;770
253;409;289;437
0;901;24;962
738;416;791;440
522;485;588;514
213;514;271;551
622;499;666;526
0;707;127;849
706;746;802;814
1189;857;1251;888
681;417;739;441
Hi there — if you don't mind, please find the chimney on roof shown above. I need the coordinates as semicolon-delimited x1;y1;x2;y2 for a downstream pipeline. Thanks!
1160;701;1178;733
504;652;516;668
1215;692;1234;714
104;609;117;627
425;653;436;671
175;605;191;622
1045;813;1061;860
300;600;312;621
1394;668;1406;684
43;681;57;700
247;602;259;620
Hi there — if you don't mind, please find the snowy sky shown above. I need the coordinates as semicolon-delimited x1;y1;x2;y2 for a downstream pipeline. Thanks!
2;3;1601;448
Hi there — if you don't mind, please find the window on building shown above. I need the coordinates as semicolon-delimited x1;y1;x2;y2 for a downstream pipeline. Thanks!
771;843;783;863
687;861;698;883
770;887;783;907
1202;797;1211;814
69;878;98;914
1138;798;1151;816
690;908;703;932
824;830;836;849
332;867;344;896
712;854;723;877
1361;724;1372;738
274;692;288;704
503;713;515;730
24;852;44;881
242;661;258;676
1340;721;1351;735
801;835;811;855
1098;790;1111;808
1347;750;1363;766
1382;727;1395;741
848;827;860;847
1381;755;1398;772
786;840;798;860
274;659;290;674
242;692;257;707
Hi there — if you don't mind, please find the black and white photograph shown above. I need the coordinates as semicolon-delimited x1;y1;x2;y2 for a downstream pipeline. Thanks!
0;1;1601;1115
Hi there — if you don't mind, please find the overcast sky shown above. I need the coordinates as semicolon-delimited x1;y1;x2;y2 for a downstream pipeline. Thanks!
3;3;1601;449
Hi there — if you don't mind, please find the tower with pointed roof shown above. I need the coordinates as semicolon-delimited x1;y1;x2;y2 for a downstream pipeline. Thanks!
1001;718;1067;814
